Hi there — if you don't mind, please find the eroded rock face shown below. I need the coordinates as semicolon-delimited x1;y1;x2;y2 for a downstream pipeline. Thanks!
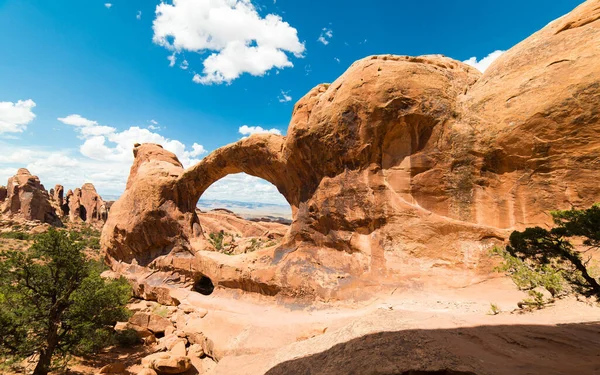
1;168;59;224
102;0;600;299
0;186;6;202
66;183;108;223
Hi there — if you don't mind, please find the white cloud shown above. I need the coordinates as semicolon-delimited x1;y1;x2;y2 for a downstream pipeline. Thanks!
57;114;98;127
180;59;189;70
239;125;281;136
152;0;305;85
104;3;112;9
463;50;505;73
317;28;333;45
57;113;208;170
334;57;340;63
167;53;176;67
136;10;142;20
277;90;292;103
0;99;36;134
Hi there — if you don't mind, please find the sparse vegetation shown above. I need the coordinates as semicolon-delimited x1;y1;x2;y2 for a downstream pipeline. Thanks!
208;231;226;251
0;228;131;375
152;305;169;318
493;204;600;310
489;303;501;315
0;230;34;241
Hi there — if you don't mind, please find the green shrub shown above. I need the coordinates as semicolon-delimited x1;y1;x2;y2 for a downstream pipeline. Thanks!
114;329;140;347
0;231;32;241
489;303;500;315
208;231;225;250
491;247;567;297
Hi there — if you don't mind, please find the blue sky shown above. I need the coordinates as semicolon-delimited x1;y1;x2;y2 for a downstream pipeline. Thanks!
0;0;584;204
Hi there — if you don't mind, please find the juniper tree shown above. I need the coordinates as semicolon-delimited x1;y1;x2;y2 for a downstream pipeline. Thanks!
507;204;600;299
0;228;131;375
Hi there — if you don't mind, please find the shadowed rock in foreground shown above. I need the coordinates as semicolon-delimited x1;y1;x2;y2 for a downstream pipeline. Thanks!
102;0;600;300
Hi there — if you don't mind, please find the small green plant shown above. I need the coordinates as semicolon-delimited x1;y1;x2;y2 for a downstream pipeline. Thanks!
152;305;169;318
0;231;33;240
247;238;262;253
208;231;225;250
518;290;547;310
489;303;501;315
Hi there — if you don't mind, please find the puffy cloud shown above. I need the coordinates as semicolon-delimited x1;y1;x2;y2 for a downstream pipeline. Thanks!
238;125;281;136
317;28;333;45
0;99;36;134
57;114;208;169
104;3;112;9
180;59;189;70
278;90;292;103
153;0;305;85
463;50;505;73
57;114;98;127
136;10;142;20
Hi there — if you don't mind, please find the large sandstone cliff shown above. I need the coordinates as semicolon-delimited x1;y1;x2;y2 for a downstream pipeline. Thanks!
102;0;600;299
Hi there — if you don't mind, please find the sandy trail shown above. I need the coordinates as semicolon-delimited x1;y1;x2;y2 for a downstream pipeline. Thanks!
168;276;600;374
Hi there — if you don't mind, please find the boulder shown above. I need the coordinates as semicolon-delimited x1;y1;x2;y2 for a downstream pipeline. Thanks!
141;352;191;374
99;362;126;374
148;313;173;334
1;168;59;224
115;321;152;338
138;369;158;375
129;312;150;329
170;340;187;356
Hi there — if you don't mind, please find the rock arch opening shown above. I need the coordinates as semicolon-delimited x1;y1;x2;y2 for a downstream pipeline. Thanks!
193;275;214;295
196;173;293;255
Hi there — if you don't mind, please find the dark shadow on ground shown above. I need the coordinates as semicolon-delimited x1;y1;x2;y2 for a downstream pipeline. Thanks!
265;322;600;375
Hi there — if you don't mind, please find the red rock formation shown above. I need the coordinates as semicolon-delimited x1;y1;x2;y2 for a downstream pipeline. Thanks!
1;168;59;224
0;186;6;202
66;184;107;223
102;0;600;299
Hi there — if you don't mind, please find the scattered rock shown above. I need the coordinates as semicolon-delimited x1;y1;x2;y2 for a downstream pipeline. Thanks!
99;362;126;374
129;312;150;329
170;340;187;356
148;313;172;334
141;352;191;374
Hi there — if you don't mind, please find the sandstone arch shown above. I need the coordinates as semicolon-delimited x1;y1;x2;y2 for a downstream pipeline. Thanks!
180;134;299;212
102;0;600;299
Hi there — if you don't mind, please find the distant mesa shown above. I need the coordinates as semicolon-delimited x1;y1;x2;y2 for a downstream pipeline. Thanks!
0;168;108;226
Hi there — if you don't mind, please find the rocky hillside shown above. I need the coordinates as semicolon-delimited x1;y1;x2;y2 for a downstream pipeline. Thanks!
0;168;108;227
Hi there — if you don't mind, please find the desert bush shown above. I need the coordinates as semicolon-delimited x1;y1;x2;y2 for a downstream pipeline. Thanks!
208;231;225;250
0;231;33;241
489;303;500;315
494;204;600;304
114;329;140;347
